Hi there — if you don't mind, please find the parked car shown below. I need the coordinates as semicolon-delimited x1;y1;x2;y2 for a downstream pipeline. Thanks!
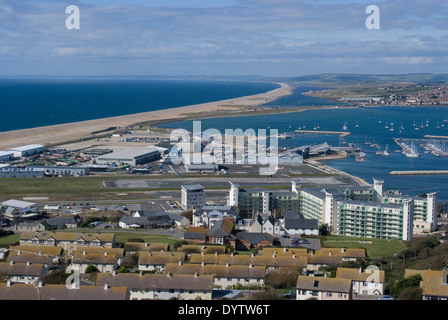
378;295;394;300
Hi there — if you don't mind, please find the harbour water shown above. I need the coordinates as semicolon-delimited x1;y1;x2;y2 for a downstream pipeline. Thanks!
159;85;448;202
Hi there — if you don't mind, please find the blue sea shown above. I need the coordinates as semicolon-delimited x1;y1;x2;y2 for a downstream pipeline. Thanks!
0;79;280;132
158;84;448;203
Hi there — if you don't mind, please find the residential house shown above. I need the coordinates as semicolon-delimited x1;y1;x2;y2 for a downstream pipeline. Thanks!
235;232;274;251
138;252;185;272
406;268;448;300
123;242;170;255
8;245;64;264
96;273;213;300
43;216;82;229
133;210;189;228
0;262;46;284
335;267;385;296
14;221;46;232
296;275;352;300
176;245;226;256
306;253;344;273
164;262;266;289
19;231;116;252
208;218;235;245
66;251;118;274
183;227;210;243
192;205;238;229
0;282;129;300
6;251;53;270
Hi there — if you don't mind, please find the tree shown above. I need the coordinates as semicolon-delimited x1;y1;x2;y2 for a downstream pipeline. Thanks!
85;264;99;273
319;223;333;236
390;274;422;298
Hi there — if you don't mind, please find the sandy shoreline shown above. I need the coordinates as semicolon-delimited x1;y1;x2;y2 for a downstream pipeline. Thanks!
0;82;294;150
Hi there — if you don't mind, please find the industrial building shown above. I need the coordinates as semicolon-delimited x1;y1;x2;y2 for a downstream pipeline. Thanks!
0;166;89;178
96;147;161;166
0;152;15;163
4;145;45;158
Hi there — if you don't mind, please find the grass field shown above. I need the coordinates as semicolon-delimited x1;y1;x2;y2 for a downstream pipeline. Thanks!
320;235;407;258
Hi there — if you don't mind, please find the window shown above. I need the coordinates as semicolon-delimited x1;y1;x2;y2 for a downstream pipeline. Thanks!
327;292;333;297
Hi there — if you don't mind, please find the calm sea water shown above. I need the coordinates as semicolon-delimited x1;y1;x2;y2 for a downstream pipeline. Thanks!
159;85;448;202
0;79;279;132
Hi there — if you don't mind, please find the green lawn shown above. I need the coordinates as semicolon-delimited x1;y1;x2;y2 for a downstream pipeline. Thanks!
319;235;407;258
0;234;20;245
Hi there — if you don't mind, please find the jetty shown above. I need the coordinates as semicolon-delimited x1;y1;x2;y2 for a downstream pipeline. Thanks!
294;130;351;138
389;170;448;176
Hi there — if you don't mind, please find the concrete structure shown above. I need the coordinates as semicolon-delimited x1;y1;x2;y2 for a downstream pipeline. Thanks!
181;184;206;210
96;147;161;166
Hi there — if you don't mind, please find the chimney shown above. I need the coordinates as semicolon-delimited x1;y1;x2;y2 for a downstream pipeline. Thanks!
17;251;21;256
194;272;198;278
251;253;254;258
38;251;42;256
178;260;182;266
358;267;362;274
215;252;218;256
112;270;116;276
145;243;149;247
249;264;253;268
226;263;229;268
166;271;171;278
104;283;109;290
6;280;11;287
38;281;44;288
292;253;296;259
148;252;152;257
201;262;204;267
10;260;13;265
201;245;205;250
104;251;108;257
341;247;345;253
83;250;86;255
329;251;332;256
26;261;30;266
283;247;287;253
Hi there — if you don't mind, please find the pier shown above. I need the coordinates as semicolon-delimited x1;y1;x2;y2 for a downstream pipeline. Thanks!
389;170;448;175
294;130;351;138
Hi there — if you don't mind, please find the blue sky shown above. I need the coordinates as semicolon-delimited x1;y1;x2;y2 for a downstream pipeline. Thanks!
0;0;447;77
